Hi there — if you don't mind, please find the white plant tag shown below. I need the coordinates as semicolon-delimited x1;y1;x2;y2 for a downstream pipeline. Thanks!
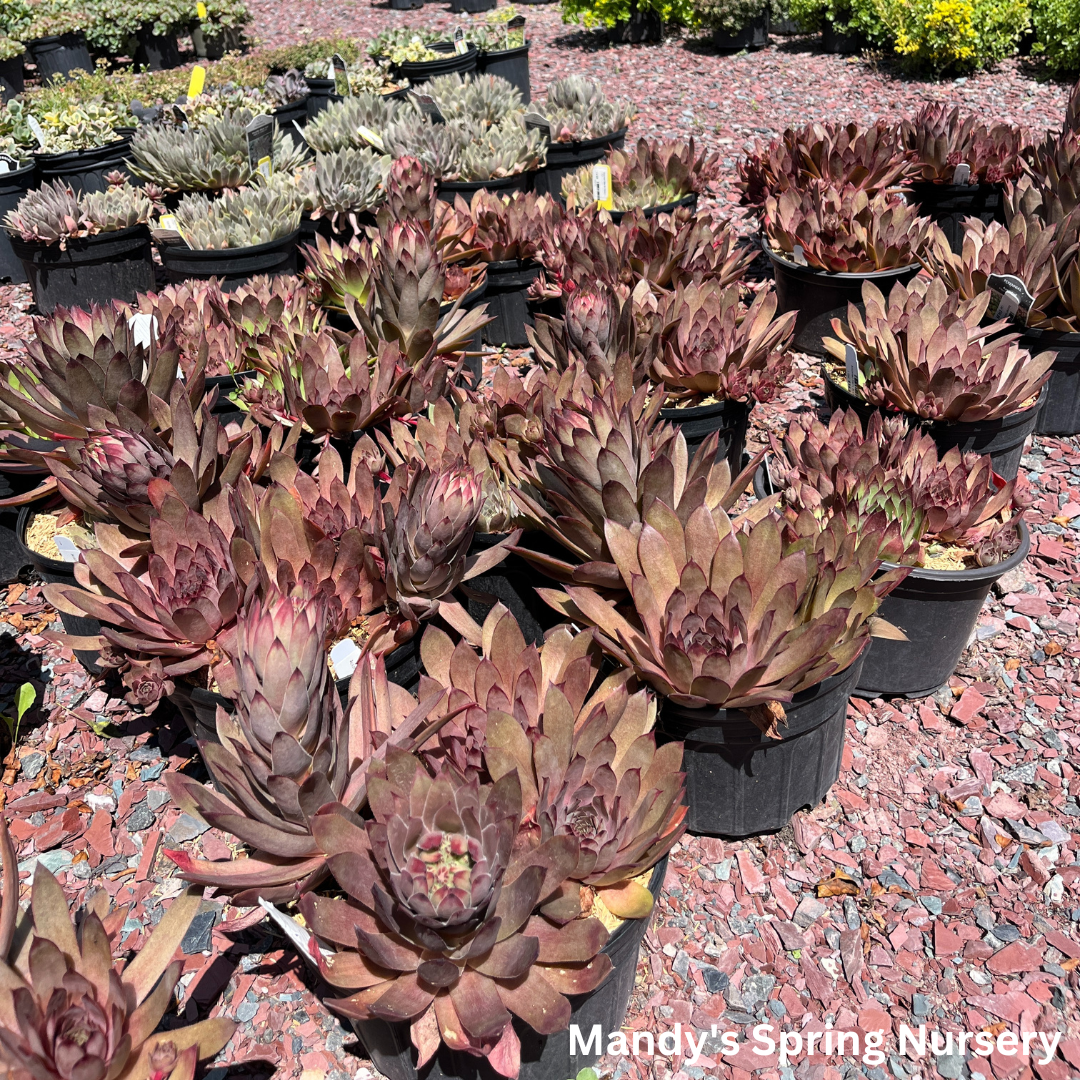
356;125;384;151
792;243;807;266
453;27;467;54
27;116;45;148
844;343;860;393
952;163;971;185
411;91;445;124
53;536;80;563
523;112;550;138
329;637;362;680
592;163;612;210
258;900;332;964
0;154;16;174
245;114;274;177
127;312;158;349
986;272;1035;325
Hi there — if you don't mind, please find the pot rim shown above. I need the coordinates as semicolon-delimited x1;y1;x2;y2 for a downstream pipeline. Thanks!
158;227;300;258
658;395;753;419
9;221;150;252
608;192;697;220
880;518;1031;583
479;41;530;57
437;169;535;190
1015;326;1080;346
15;497;80;576
33;133;132;163
764;241;922;281
906;179;1008;193
546;126;629;154
0;161;36;182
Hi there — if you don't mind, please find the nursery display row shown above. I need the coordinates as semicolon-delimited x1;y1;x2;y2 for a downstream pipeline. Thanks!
0;11;1077;1078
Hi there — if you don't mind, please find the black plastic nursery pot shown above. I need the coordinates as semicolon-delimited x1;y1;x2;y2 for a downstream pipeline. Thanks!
35;134;133;196
606;193;696;224
206;371;253;427
305;77;339;118
351;855;667;1080
772;16;801;32
766;246;922;338
820;363;881;427
394;45;479;85
657;656;865;838
854;522;1030;700
158;229;300;290
478;43;530;104
820;19;864;52
712;14;769;50
134;26;181;70
450;0;495;11
0;464;48;585
0;162;35;284
436;170;534;204
534;129;628;199
464;531;565;647
389;0;424;9
908;181;1004;255
445;277;488;386
11;224;155;315
924;386;1046;482
1015;328;1080;437
481;259;539;347
657;397;752;475
274;98;309;132
0;56;23;103
609;8;663;42
28;33;92;82
15;502;101;674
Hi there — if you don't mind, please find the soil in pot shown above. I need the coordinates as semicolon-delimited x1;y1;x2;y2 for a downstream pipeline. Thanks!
0;162;35;284
463;531;566;646
908;181;1004;255
924;386;1046;482
11;224;155;315
854;522;1030;699
34;134;133;195
134;26;181;69
481;259;539;347
766;245;922;337
1015;328;1080;437
712;14;769;50
158;230;299;290
478;43;530;103
28;33;92;82
0;56;23;103
657;656;865;837
533;128;627;199
351;855;667;1080
658;396;752;475
15;502;101;674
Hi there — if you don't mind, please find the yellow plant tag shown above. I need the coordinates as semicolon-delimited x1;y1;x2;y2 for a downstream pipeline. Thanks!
356;125;385;152
591;163;613;211
187;65;206;100
257;155;272;179
196;1;207;16
159;214;179;231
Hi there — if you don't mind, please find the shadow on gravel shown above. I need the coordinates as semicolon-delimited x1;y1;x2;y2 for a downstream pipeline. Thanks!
0;635;47;757
549;27;612;51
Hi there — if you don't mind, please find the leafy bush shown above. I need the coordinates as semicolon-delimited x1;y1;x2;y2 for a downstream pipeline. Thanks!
787;0;887;41
693;0;782;33
559;0;697;32
1030;0;1080;76
84;0;194;55
876;0;1030;72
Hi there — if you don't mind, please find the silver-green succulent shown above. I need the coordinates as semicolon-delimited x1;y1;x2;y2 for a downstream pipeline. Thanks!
173;174;302;249
302;93;401;154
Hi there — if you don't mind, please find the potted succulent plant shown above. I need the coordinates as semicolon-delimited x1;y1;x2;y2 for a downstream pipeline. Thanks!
760;181;935;341
0;0;31;101
535;460;906;836
475;7;530;103
823;278;1055;480
737;118;913;216
562;137;720;221
371;29;480;82
531;76;634;197
297;145;390;251
696;0;778;50
0;817;236;1080
264;67;310;130
4;177;156;312
303;56;407;117
902;102;1026;254
24;0;92;83
31;100;133;194
653;278;796;471
454;187;562;346
157;175;304;288
303;92;402;154
765;408;1030;699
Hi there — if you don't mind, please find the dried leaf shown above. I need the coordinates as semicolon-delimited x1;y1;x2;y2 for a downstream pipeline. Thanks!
816;868;860;898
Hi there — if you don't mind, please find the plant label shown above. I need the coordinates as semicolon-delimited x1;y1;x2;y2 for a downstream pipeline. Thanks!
27;116;45;149
245;114;274;177
761;453;774;495
127;312;158;349
355;125;385;151
53;536;80;563
592;163;613;210
0;154;17;174
952;163;971;185
196;1;207;17
331;53;351;96
792;243;807;266
454;27;467;54
187;64;206;101
523;112;550;139
329;637;362;679
170;104;189;128
155;214;189;247
506;14;525;47
411;91;445;124
844;343;860;393
986;272;1034;325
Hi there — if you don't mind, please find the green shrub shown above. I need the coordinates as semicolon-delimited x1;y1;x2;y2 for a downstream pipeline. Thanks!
559;0;697;32
1030;0;1080;76
878;0;1030;73
693;0;782;33
787;0;888;41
